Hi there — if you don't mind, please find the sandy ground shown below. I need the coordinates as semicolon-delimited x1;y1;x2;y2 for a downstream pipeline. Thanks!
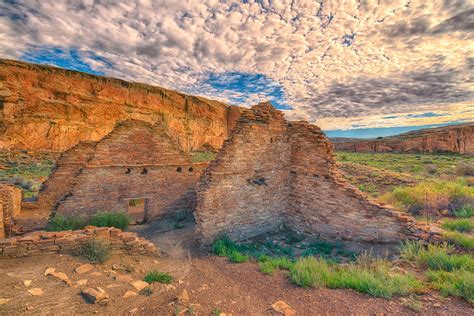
0;219;473;315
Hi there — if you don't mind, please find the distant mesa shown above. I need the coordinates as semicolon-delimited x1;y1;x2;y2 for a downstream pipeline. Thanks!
332;123;474;155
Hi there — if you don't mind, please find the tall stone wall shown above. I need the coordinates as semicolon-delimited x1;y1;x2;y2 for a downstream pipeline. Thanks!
56;120;204;220
195;104;291;243
287;122;412;243
0;185;22;238
30;141;98;215
195;103;425;244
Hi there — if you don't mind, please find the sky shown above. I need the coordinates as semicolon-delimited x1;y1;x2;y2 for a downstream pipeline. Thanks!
1;0;473;138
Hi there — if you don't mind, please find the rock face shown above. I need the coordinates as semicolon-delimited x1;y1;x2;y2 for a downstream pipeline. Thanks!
195;103;434;244
0;59;242;152
334;123;474;155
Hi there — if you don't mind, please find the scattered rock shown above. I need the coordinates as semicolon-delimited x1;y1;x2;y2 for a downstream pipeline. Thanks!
47;271;72;286
130;280;149;291
177;289;189;302
164;284;176;292
129;307;138;314
106;284;120;289
81;287;109;305
112;264;120;270
75;264;94;274
0;298;10;305
123;290;138;298
44;267;55;276
76;279;88;286
27;288;43;296
90;272;103;277
198;284;210;291
115;274;133;283
22;280;33;287
271;301;296;316
434;303;441;308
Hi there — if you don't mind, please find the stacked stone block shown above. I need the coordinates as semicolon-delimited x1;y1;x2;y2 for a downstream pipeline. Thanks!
0;226;158;258
0;184;22;238
195;103;437;244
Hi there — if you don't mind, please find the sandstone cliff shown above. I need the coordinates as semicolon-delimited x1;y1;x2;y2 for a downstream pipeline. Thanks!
334;123;474;155
0;59;243;152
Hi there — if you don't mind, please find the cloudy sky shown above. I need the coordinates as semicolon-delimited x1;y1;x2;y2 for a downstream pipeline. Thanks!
1;0;473;137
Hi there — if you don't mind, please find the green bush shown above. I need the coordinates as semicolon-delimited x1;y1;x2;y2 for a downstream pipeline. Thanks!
417;243;474;271
442;219;473;232
454;205;474;218
290;257;330;288
259;257;294;275
46;214;87;231
427;269;474;304
143;271;173;284
399;240;424;261
212;235;239;257
79;238;111;264
90;212;131;230
228;250;250;263
443;231;474;250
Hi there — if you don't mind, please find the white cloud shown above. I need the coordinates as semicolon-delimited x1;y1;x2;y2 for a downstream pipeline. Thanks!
0;0;473;130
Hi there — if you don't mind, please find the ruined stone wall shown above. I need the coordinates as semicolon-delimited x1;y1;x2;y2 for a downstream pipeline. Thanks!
30;141;97;215
195;103;430;244
0;226;158;258
56;121;204;220
195;103;291;243
0;59;243;152
0;185;22;238
287;122;413;243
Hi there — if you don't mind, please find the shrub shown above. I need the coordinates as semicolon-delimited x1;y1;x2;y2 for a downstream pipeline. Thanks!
427;269;474;304
139;286;153;296
79;238;111;264
456;161;474;176
46;214;87;231
228;250;250;263
383;180;474;216
443;231;474;250
425;164;437;175
417;243;474;271
442;219;473;232
212;235;239;257
90;212;131;230
399;240;424;261
290;257;330;288
143;271;173;284
259;257;294;275
454;204;474;218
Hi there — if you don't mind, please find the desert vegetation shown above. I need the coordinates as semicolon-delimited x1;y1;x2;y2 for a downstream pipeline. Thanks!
46;212;132;231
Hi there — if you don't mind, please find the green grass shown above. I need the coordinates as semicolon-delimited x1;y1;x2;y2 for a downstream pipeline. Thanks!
381;179;474;214
427;269;474;304
143;271;173;284
79;238;111;264
442;219;473;232
400;241;474;271
289;256;421;298
190;150;216;163
228;250;250;263
335;152;473;176
90;212;131;230
454;205;474;218
259;257;294;275
46;212;132;231
443;231;474;250
46;214;87;231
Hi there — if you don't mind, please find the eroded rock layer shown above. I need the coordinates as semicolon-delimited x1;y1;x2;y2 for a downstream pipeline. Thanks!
0;59;242;152
334;123;474;155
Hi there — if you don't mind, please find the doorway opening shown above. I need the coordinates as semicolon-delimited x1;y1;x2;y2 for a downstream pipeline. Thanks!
127;198;148;224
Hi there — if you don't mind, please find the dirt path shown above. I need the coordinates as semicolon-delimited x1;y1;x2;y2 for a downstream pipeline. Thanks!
1;220;473;315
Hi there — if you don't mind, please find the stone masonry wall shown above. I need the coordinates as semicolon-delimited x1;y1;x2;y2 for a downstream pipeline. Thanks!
195;103;434;244
0;226;158;259
195;103;291;243
56;120;204;220
0;184;22;238
287;122;415;243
